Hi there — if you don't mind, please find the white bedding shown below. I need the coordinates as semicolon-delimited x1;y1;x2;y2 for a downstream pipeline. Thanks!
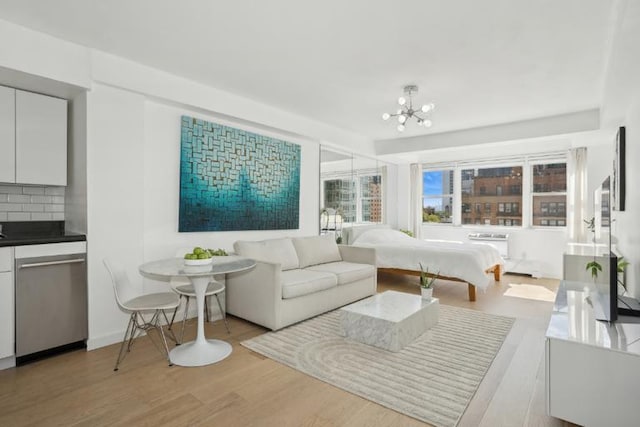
352;228;504;290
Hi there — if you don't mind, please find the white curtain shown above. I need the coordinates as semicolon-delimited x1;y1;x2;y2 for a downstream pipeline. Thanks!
567;147;588;242
410;163;423;239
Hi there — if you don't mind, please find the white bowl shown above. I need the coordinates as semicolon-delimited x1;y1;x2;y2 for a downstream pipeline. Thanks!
184;258;213;266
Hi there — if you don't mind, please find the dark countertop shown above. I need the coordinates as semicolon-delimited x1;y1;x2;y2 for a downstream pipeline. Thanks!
0;221;86;247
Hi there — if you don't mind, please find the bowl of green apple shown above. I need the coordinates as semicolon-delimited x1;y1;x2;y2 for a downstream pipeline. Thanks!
183;247;214;266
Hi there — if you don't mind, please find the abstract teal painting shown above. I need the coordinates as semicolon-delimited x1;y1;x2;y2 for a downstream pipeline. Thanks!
179;116;300;231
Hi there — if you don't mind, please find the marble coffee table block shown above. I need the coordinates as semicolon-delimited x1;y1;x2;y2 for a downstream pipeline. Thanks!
340;290;439;352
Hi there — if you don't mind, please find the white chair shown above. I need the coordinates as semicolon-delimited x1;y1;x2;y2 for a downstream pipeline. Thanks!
169;250;230;344
104;258;180;371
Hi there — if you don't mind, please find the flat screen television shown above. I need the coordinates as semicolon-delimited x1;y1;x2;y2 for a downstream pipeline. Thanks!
593;177;618;321
594;176;640;320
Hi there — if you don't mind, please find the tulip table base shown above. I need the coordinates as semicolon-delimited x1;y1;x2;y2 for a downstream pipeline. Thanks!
138;256;255;367
169;339;232;367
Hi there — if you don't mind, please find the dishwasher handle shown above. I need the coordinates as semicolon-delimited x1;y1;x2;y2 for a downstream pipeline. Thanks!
19;258;86;269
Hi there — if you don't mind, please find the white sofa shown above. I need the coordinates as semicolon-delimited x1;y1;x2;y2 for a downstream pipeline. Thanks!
226;234;377;330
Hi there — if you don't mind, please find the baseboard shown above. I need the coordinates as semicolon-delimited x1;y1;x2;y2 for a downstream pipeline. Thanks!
87;331;127;351
87;306;223;351
0;355;16;370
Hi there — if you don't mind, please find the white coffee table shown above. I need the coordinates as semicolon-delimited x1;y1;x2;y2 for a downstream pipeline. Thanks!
340;290;439;352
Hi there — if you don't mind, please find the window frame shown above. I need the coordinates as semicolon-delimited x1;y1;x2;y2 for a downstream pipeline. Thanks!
421;154;567;229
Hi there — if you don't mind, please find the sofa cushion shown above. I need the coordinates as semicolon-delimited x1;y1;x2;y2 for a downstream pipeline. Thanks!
292;234;342;268
305;261;376;286
281;269;337;299
234;238;299;271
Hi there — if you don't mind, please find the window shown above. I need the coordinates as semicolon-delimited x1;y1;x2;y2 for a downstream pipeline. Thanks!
532;162;567;227
322;170;383;225
422;156;566;228
323;178;356;223
359;175;382;222
461;165;523;227
422;170;454;223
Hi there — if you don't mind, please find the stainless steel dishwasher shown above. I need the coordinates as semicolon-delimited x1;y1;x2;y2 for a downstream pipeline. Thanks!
15;245;87;363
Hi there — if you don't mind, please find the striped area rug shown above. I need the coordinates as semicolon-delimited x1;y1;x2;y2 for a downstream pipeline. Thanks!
242;304;514;427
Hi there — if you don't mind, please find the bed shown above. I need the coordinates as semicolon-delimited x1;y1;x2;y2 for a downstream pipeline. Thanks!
344;225;504;301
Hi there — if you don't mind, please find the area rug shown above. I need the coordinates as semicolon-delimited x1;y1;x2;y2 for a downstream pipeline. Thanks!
242;304;514;427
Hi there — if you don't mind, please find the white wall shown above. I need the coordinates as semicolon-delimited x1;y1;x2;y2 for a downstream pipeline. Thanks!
86;84;146;349
601;0;640;298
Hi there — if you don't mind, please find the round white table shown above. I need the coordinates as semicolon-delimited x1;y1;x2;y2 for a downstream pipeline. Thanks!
139;256;255;367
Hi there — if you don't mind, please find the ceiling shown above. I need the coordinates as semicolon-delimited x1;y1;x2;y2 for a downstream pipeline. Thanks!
0;0;615;141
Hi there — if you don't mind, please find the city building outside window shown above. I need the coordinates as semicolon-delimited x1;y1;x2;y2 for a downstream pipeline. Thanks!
461;165;523;226
531;162;567;227
422;169;454;223
322;171;383;225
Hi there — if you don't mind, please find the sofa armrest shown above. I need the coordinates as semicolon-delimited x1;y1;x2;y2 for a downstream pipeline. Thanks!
338;245;376;266
226;260;283;330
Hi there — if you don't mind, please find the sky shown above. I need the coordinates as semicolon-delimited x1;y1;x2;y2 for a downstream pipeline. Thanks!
423;171;443;195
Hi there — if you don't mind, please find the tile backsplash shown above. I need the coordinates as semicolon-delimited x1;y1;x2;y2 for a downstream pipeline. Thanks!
0;184;65;221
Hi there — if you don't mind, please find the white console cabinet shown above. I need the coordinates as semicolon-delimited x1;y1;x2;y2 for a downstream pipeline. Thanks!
546;281;640;426
0;86;67;185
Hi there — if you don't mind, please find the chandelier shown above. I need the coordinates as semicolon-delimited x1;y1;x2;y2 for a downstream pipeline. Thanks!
382;85;434;132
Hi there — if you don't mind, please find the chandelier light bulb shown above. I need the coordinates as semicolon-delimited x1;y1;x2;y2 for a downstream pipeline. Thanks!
417;119;424;126
398;96;406;106
397;124;405;132
421;103;434;113
398;115;407;124
423;119;432;127
382;112;390;120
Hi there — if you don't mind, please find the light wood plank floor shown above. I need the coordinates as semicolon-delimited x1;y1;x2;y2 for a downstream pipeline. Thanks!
0;273;576;426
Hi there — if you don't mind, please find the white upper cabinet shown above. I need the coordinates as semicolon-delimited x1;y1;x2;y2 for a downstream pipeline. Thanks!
0;86;15;183
15;90;68;186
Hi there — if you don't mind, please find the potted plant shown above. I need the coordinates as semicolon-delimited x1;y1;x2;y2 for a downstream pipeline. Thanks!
419;262;437;300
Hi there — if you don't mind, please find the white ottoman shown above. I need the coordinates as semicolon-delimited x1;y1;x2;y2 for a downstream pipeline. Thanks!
339;290;439;352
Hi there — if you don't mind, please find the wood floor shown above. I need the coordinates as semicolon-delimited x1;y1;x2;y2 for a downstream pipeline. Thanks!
0;273;575;427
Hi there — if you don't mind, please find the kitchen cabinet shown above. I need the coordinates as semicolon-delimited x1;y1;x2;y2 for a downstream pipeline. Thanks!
0;86;15;183
0;247;14;360
0;86;67;186
16;90;67;185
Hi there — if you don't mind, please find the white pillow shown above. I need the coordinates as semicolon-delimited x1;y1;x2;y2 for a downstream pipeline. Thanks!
292;235;342;268
233;238;300;270
344;224;391;244
353;228;415;245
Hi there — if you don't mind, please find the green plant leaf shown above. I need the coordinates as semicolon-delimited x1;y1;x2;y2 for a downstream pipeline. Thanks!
617;257;630;273
586;260;602;278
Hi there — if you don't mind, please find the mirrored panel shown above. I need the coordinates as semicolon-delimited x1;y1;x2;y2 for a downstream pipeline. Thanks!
320;146;387;241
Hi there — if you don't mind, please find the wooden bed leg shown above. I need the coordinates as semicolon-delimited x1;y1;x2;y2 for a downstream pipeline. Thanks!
467;283;476;302
493;264;501;282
